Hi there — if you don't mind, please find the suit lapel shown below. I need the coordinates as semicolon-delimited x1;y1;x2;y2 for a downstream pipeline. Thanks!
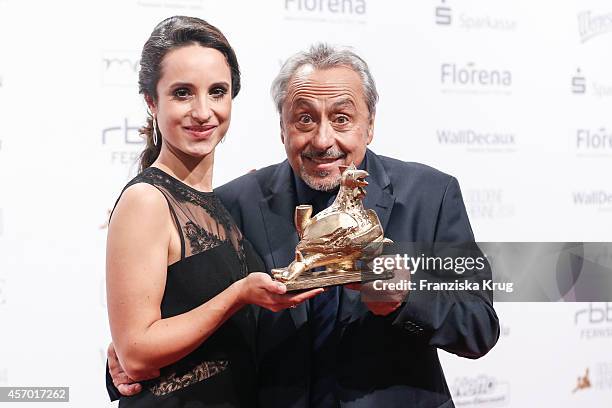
259;198;299;271
339;149;396;328
362;149;395;232
258;161;308;329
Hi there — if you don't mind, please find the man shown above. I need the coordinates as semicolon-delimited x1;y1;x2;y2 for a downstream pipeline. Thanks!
109;43;499;407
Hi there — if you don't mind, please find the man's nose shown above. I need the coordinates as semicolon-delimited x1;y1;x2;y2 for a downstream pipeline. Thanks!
191;96;213;122
310;121;335;150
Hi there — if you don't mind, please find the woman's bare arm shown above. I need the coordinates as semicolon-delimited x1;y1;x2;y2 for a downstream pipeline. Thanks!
106;183;321;380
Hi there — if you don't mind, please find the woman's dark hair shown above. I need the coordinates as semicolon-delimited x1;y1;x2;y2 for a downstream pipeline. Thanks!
138;16;241;172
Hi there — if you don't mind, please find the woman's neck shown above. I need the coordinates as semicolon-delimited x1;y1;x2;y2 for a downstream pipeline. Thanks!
153;146;215;192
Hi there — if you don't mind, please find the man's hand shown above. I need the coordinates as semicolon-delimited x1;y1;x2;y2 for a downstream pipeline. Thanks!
345;255;411;316
108;343;155;396
358;298;403;316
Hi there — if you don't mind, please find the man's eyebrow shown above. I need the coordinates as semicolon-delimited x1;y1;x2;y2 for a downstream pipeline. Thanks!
290;98;316;110
330;98;356;110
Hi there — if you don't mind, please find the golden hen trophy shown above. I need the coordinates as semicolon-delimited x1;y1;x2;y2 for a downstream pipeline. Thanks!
272;163;394;291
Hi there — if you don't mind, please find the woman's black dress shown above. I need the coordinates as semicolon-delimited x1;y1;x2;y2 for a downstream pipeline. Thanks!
114;167;262;408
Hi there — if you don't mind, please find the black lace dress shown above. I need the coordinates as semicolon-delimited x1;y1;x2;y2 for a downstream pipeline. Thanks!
112;167;263;408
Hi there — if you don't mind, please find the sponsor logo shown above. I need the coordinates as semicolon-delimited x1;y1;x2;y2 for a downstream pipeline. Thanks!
136;0;204;9
441;63;512;95
465;189;515;220
575;128;612;155
435;0;451;25
572;191;612;212
571;68;586;94
578;11;612;43
571;69;612;97
451;375;510;407
101;51;140;87
436;128;516;152
102;118;143;144
572;368;591;393
591;81;612;97
594;363;612;390
572;364;612;393
435;0;516;31
101;118;145;166
575;303;612;339
284;0;366;23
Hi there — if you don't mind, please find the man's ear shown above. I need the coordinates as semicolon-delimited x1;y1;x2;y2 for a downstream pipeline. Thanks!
280;118;285;144
366;113;375;145
144;94;157;116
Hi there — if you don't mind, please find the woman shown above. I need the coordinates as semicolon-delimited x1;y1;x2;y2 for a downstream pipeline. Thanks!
106;16;322;407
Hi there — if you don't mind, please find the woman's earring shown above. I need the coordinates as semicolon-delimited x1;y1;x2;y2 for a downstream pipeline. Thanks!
152;117;159;146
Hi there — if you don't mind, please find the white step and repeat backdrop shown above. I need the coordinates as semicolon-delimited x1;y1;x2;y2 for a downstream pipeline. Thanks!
0;0;611;406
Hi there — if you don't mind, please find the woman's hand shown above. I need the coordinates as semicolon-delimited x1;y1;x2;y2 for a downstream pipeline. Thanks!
235;272;324;312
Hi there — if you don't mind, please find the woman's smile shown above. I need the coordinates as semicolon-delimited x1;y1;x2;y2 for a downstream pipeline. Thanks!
182;125;218;140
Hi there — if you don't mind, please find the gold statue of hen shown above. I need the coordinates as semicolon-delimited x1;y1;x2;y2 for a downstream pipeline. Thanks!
273;163;393;290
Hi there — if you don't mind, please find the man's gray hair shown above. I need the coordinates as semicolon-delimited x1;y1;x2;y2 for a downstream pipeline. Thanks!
271;43;379;118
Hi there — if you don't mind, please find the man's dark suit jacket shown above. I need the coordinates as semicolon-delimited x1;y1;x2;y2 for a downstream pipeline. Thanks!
215;149;500;408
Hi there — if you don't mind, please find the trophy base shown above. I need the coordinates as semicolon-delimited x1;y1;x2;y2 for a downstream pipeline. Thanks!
271;268;394;291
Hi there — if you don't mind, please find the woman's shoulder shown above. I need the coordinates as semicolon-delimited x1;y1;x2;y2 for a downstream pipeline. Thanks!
112;179;170;226
120;181;166;206
107;182;172;253
116;167;168;207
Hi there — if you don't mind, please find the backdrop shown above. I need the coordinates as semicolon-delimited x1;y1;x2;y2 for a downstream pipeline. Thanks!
0;0;611;406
